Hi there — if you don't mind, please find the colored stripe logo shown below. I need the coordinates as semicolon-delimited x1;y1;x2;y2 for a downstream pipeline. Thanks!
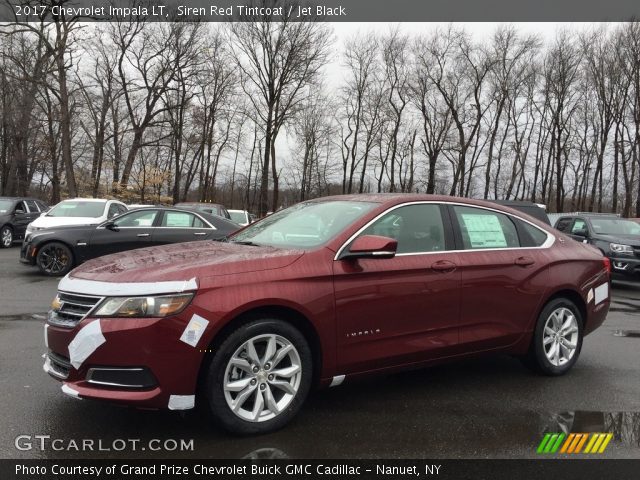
537;433;613;454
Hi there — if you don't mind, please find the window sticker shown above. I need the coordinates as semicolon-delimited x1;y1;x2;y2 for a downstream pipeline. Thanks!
179;314;209;347
461;214;507;248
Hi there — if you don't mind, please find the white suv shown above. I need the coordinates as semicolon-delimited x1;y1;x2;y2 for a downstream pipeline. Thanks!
26;198;127;237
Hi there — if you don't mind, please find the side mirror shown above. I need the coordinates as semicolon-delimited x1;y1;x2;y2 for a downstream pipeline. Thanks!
15;209;25;215
105;222;119;231
340;235;397;260
573;228;589;238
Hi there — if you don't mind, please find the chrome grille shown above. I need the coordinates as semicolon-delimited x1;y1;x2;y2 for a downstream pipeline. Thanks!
48;292;102;328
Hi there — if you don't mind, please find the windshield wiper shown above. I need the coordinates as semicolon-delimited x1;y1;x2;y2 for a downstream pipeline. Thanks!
230;240;261;246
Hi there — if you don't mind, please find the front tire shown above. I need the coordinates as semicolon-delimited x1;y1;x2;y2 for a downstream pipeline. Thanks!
524;298;584;376
1;226;13;248
36;242;74;276
205;319;312;435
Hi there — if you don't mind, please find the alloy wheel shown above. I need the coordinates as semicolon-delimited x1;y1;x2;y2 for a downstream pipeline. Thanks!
1;228;12;247
223;334;302;423
38;245;70;275
542;307;579;367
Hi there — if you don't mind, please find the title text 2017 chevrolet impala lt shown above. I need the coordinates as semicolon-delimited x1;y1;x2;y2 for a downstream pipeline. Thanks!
44;195;610;434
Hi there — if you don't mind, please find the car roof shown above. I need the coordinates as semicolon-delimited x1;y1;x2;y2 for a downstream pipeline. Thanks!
57;198;112;203
0;196;44;201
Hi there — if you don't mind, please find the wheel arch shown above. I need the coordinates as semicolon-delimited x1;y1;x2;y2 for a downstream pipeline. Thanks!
196;304;323;392
34;239;76;268
541;288;587;329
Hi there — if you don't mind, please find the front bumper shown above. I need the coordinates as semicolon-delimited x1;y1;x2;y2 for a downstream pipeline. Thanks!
44;310;207;410
20;241;37;265
607;254;640;279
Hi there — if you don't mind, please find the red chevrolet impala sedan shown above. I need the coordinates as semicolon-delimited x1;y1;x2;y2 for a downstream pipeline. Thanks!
44;194;610;434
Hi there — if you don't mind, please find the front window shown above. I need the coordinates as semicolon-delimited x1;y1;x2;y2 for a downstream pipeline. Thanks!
590;218;640;235
231;200;377;249
360;204;446;254
47;200;106;218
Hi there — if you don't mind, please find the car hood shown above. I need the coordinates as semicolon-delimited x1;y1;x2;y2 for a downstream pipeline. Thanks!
595;234;640;247
69;241;305;283
31;216;102;229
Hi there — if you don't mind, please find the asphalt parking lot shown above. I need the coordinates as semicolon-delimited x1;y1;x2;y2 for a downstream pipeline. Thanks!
0;246;639;459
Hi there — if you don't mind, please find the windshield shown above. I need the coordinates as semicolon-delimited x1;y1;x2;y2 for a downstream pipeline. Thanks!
0;199;15;213
47;201;106;218
590;218;640;236
231;200;377;249
229;211;247;223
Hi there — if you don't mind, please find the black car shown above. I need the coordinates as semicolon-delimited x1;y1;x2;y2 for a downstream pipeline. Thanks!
20;207;240;276
490;200;550;225
0;197;48;247
554;213;640;279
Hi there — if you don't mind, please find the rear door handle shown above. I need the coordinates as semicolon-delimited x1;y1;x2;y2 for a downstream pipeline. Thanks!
137;233;150;237
514;256;535;267
193;232;207;236
431;260;457;272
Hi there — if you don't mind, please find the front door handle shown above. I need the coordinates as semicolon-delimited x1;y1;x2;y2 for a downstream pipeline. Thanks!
137;233;150;237
515;256;535;267
431;260;457;272
193;232;207;236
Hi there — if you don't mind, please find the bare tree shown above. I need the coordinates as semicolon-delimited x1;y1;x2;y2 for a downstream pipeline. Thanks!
229;3;331;214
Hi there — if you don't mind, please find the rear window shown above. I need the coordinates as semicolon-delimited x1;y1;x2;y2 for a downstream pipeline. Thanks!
47;201;106;218
454;206;519;249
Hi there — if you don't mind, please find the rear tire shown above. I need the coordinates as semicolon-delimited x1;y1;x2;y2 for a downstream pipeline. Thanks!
1;226;13;248
205;318;312;435
36;242;74;276
523;298;584;376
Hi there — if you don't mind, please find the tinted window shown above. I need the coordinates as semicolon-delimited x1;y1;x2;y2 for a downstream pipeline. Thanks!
36;201;48;212
15;201;27;213
25;200;38;213
114;210;158;227
555;218;573;232
162;211;204;228
108;204;121;218
518;220;549;247
454;206;519;249
361;204;446;254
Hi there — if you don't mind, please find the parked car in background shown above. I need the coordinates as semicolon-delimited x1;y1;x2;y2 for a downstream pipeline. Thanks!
0;197;48;247
21;207;240;276
228;209;252;227
44;194;609;434
175;202;231;220
490;200;550;225
554;213;640;279
26;199;127;238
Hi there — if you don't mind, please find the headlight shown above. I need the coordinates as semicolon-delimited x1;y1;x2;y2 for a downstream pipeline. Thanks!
93;294;194;318
26;225;43;234
610;243;634;255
